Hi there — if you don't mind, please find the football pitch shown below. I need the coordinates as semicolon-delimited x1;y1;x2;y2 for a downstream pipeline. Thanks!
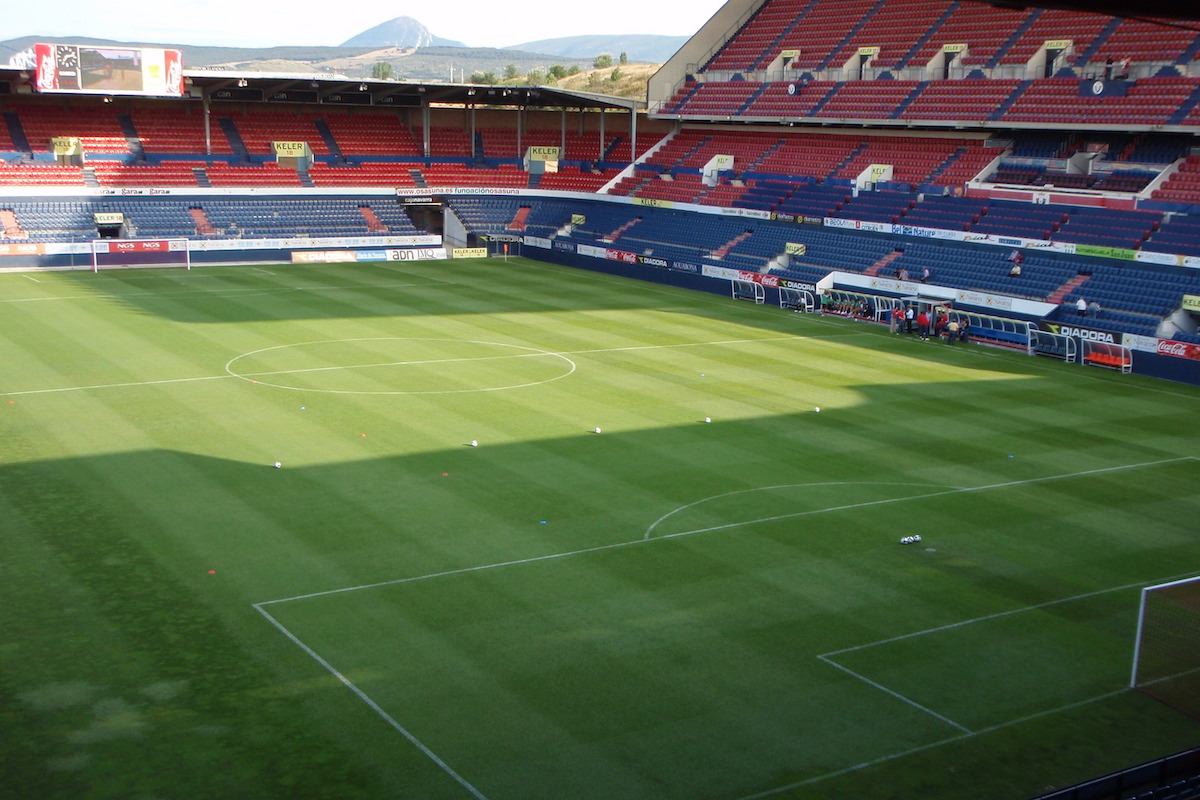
1;257;1197;800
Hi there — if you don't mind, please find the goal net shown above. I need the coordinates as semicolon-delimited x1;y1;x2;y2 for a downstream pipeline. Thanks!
1131;575;1200;719
91;239;191;272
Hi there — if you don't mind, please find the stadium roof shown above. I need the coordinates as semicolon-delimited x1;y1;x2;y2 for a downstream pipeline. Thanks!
0;66;644;112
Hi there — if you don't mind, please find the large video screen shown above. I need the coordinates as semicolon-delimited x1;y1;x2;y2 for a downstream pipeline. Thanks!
34;43;183;96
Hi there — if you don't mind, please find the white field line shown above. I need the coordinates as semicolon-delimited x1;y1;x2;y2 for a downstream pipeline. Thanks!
810;565;1200;751
259;457;1196;610
252;604;489;800
257;458;1198;799
816;655;973;734
0;333;851;397
644;457;1197;541
21;274;40;283
644;481;965;540
1;374;233;397
735;687;1130;800
0;278;448;305
1136;664;1200;689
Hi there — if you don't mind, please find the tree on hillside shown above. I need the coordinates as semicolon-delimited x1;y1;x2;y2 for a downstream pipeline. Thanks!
469;71;497;84
371;62;394;80
503;64;519;80
619;52;628;65
526;68;545;86
593;53;613;69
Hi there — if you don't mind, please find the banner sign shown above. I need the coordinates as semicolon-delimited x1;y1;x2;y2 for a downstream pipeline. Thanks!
1081;79;1130;98
527;146;561;162
785;242;807;256
453;247;489;259
291;250;356;263
1038;322;1119;344
0;242;47;256
273;141;310;158
93;212;125;225
632;197;675;209
52;136;82;156
95;240;186;253
1181;295;1200;312
571;214;586;226
1155;339;1200;361
1074;243;1137;261
386;248;447;262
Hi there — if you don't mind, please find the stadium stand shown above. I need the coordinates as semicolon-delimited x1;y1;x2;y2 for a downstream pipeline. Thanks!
4;0;1200;386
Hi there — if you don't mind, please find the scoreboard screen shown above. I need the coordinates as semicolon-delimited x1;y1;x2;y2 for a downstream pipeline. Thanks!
34;43;183;97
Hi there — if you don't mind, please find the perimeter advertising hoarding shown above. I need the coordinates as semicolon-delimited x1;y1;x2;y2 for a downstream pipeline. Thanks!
34;43;183;96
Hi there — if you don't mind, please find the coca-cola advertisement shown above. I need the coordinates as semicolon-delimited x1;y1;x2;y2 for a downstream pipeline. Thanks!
1156;340;1200;361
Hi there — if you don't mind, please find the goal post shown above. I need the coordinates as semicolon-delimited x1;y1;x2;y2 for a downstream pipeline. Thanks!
91;239;191;272
1131;575;1200;719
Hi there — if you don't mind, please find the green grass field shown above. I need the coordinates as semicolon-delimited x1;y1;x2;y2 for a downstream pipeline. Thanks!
1;257;1197;800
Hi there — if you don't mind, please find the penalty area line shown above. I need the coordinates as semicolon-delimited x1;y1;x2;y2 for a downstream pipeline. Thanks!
252;603;489;800
817;654;972;734
734;687;1129;800
644;456;1198;541
259;458;1195;610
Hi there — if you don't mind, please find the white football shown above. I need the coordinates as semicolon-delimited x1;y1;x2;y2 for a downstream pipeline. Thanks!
470;440;478;447
273;461;281;469
814;406;821;413
914;534;922;542
594;427;601;434
704;417;711;423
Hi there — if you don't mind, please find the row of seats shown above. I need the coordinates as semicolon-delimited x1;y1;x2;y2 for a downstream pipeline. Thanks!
441;197;1200;339
2;105;650;164
702;0;1200;73
665;77;1200;129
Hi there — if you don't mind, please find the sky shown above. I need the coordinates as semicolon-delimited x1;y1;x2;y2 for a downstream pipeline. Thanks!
6;1;730;50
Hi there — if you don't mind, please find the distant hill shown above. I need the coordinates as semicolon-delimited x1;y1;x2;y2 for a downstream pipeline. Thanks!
506;34;688;63
340;17;464;49
0;35;376;72
0;29;668;84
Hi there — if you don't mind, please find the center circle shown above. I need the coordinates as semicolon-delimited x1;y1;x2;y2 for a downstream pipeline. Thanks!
224;337;576;395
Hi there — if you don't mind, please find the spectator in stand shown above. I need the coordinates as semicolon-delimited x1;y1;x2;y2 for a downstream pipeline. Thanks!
1118;57;1130;80
898;267;910;282
1104;56;1114;80
917;309;930;340
1007;249;1023;277
1077;297;1088;316
1088;300;1101;318
921;266;931;283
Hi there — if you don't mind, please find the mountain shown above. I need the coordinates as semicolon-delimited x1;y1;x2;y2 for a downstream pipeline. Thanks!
505;34;688;63
340;16;464;49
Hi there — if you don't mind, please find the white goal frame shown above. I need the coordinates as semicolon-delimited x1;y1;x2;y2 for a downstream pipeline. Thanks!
91;239;191;272
1130;575;1200;694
